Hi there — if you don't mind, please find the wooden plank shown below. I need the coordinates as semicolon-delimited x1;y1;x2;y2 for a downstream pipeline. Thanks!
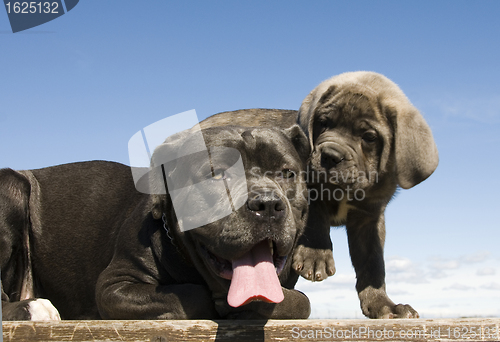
2;318;500;342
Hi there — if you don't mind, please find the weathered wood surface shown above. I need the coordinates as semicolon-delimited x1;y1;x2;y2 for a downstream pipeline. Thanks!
2;318;499;342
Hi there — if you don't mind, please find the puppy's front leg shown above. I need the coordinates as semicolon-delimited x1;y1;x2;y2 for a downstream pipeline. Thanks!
346;209;418;319
292;199;336;281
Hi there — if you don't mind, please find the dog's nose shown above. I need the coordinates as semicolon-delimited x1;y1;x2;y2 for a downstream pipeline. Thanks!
321;147;345;169
247;191;286;220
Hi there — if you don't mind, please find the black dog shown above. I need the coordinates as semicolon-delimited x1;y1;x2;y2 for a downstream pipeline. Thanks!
1;125;310;320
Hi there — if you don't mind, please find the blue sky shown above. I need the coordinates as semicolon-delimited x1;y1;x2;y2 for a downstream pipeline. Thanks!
1;1;499;319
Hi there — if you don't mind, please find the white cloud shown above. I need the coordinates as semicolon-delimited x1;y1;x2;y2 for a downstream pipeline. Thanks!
476;268;496;276
428;256;460;271
330;273;356;286
423;256;459;280
480;282;500;291
428;269;450;279
460;251;490;264
426;252;493;279
386;256;428;284
386;256;413;272
430;303;450;308
443;283;475;291
433;95;500;124
300;251;499;319
386;288;410;296
295;272;356;293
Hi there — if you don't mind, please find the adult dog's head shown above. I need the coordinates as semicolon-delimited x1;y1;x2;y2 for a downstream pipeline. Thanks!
298;71;438;192
149;125;309;308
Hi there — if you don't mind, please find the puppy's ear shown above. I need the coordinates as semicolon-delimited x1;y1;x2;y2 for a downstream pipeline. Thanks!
298;91;314;151
298;84;338;152
282;124;311;164
386;101;439;189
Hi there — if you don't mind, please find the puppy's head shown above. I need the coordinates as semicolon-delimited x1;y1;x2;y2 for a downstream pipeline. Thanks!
298;71;439;191
150;125;309;307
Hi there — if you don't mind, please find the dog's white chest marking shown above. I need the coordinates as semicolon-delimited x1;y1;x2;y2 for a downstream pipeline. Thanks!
28;298;61;320
331;198;350;226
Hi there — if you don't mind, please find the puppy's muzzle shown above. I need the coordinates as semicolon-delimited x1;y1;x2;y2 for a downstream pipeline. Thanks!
247;190;286;221
320;146;345;170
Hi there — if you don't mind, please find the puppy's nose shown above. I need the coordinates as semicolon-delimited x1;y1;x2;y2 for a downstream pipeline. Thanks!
247;191;286;220
321;148;345;170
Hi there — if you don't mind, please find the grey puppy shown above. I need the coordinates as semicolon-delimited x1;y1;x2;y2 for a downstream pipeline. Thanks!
200;71;439;319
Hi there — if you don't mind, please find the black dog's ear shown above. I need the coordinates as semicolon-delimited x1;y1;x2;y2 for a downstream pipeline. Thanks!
385;101;439;189
152;194;167;220
149;166;169;220
282;124;311;164
148;129;194;220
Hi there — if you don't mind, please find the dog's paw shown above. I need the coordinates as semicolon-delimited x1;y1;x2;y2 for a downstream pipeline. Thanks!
376;303;419;319
360;290;419;319
28;299;61;321
292;245;336;281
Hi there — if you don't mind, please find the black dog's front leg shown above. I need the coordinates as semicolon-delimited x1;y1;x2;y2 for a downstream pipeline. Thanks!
346;209;418;319
95;217;219;320
2;290;32;320
96;279;218;320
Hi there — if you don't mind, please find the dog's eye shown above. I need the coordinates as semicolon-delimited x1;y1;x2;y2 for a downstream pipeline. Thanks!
281;169;296;179
319;118;330;131
212;169;227;181
362;131;378;142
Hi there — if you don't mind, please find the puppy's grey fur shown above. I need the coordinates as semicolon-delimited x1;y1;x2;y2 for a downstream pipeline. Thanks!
200;71;439;318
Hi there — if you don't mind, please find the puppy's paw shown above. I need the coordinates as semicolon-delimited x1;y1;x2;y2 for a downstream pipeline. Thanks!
379;303;419;319
360;290;419;319
373;303;419;319
292;245;335;281
28;298;61;321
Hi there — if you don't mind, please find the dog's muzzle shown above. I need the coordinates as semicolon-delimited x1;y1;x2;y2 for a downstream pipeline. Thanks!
246;190;286;221
320;146;345;170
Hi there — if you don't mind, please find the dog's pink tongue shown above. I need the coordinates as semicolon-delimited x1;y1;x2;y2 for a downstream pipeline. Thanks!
227;240;284;308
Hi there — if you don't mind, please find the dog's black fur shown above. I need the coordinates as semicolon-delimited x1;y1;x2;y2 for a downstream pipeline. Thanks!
1;125;311;320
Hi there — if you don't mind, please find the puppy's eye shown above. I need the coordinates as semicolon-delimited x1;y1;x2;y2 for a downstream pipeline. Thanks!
319;118;331;132
362;131;378;142
281;169;296;179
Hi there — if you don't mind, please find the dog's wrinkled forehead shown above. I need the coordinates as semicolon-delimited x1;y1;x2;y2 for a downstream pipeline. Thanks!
300;71;404;128
201;126;251;151
201;126;298;165
157;126;251;163
316;85;384;124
